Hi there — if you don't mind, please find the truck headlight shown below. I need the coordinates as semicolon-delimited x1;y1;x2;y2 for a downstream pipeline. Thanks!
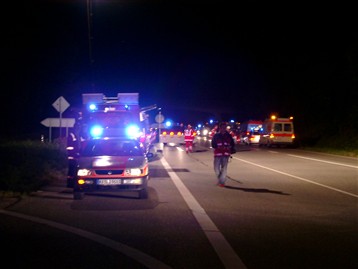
124;168;141;176
77;169;91;176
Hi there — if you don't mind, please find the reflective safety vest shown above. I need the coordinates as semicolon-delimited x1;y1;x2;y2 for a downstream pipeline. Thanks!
184;128;195;142
212;132;234;157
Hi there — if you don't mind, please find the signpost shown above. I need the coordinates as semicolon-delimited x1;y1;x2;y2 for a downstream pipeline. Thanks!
52;96;70;138
40;96;71;142
41;118;75;143
155;109;164;143
155;113;164;124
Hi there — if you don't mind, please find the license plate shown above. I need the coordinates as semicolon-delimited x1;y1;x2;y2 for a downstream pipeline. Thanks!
97;179;121;185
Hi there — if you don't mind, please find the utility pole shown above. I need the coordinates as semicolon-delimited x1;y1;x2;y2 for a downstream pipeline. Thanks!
87;0;94;66
87;0;95;92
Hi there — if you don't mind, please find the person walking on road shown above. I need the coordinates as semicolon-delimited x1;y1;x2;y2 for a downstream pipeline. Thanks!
211;122;236;187
184;124;195;153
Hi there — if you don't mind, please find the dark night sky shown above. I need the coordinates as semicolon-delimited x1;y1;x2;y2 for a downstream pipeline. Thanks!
2;1;358;140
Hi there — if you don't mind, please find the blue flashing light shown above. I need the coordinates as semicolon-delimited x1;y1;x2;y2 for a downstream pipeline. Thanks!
90;125;104;138
124;104;130;110
88;103;98;111
126;124;140;138
165;121;172;127
209;119;214;124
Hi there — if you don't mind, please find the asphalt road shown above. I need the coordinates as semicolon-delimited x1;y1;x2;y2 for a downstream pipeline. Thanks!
1;139;357;269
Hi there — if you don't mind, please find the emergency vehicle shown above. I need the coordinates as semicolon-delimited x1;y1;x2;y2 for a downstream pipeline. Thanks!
258;115;295;147
240;120;263;145
75;93;152;142
66;93;157;199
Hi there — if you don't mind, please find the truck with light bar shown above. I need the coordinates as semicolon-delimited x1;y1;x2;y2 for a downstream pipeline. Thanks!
258;115;295;147
66;93;157;197
78;93;152;140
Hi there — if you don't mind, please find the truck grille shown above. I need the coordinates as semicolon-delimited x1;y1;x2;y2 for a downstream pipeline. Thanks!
95;170;124;175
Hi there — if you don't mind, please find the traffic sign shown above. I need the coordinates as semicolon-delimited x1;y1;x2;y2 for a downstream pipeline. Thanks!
41;118;75;128
52;96;70;113
155;113;164;123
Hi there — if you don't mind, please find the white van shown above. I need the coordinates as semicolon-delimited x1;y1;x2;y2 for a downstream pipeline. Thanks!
259;116;295;147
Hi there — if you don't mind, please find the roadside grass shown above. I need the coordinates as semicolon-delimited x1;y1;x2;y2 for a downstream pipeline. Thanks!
301;146;358;158
0;140;68;198
300;135;358;158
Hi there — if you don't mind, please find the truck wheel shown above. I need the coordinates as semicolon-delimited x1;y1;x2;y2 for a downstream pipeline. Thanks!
74;191;84;200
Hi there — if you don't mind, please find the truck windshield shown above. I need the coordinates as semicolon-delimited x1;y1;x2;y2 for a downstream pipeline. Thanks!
81;139;143;157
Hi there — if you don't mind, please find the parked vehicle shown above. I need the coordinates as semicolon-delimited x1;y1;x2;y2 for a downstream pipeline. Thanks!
159;124;185;146
259;115;295;147
240;120;263;145
248;130;261;145
66;92;156;192
73;137;149;200
159;124;197;146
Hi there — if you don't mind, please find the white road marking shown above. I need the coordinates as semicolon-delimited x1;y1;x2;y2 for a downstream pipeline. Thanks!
287;154;358;169
0;210;172;269
232;156;358;198
160;157;247;269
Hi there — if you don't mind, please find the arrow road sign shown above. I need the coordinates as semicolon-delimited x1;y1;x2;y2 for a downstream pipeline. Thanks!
41;118;75;128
